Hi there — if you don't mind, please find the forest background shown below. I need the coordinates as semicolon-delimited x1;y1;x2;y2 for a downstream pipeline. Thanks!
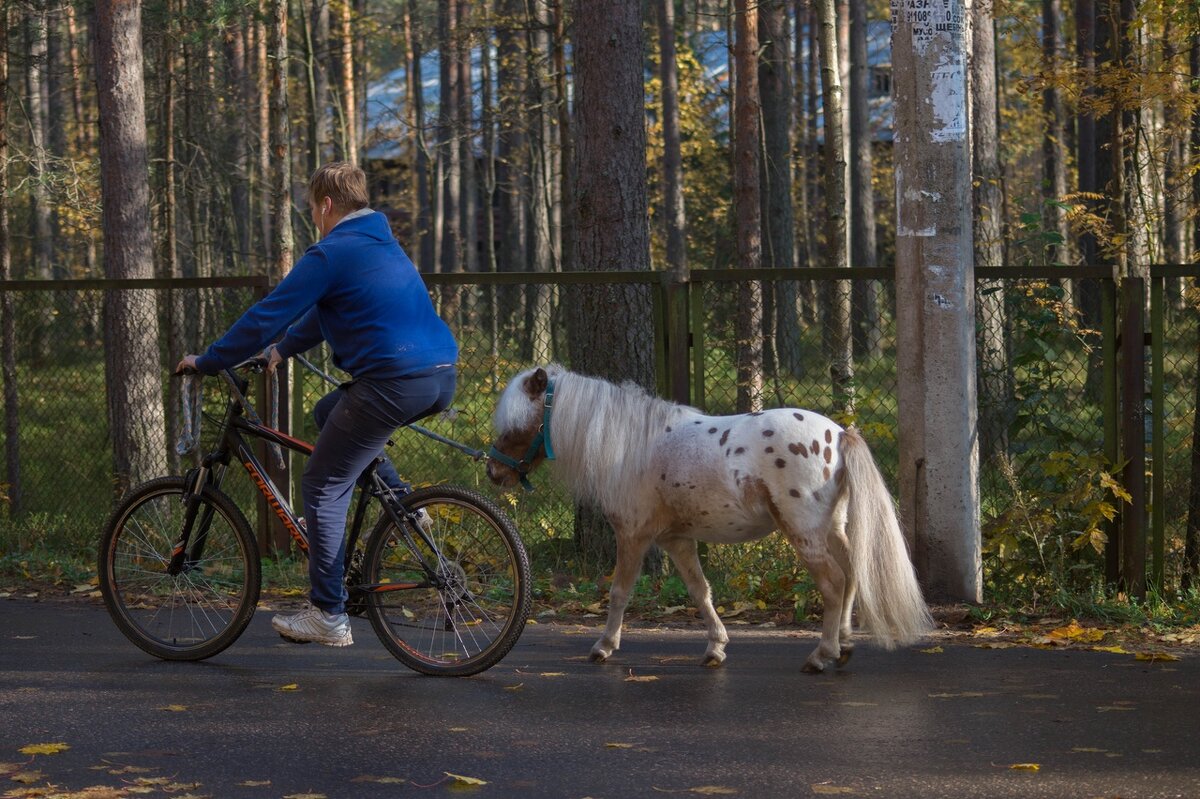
1;0;1199;624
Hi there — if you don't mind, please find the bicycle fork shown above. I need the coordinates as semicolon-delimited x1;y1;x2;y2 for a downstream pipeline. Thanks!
167;466;217;576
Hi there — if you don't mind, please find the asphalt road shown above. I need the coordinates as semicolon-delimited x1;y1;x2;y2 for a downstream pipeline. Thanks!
2;598;1199;799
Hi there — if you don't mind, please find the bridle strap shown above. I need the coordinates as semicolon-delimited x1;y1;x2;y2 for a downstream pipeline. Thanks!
487;378;557;492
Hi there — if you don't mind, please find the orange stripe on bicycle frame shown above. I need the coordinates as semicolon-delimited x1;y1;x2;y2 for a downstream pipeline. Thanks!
243;460;308;551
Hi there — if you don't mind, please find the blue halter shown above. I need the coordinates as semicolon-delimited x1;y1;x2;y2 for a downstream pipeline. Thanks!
487;379;556;492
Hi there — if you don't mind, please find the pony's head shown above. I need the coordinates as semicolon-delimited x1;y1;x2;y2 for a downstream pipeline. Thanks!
487;365;559;489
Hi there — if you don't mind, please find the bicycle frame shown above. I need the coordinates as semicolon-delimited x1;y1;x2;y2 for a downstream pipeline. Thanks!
171;367;448;595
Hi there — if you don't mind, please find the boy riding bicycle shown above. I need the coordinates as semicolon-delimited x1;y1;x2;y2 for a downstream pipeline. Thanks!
178;162;458;647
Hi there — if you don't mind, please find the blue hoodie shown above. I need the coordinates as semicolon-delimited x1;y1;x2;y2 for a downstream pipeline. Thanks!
196;211;458;379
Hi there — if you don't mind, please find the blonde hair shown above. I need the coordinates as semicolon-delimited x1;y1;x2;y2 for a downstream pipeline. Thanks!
307;162;369;214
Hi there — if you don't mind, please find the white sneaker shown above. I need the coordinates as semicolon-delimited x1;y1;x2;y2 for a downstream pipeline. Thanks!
272;605;353;647
414;508;434;534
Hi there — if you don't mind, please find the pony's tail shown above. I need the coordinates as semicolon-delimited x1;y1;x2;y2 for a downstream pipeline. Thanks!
839;428;934;649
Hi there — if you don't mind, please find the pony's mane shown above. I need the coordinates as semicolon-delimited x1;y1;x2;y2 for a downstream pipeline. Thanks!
500;366;696;514
553;370;694;512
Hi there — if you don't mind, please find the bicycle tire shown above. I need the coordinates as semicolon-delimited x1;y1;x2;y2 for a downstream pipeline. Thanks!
364;485;531;676
98;476;261;661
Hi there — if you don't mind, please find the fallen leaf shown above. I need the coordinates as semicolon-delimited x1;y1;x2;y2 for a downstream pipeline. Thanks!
448;727;469;733
350;775;406;784
1048;620;1107;642
282;793;327;799
1009;763;1040;771
539;672;566;677
625;671;659;683
920;646;944;654
445;772;488;786
605;743;635;749
1091;645;1130;655
928;692;984;698
1072;747;1108;753
159;705;188;712
277;683;300;692
238;779;271;786
19;743;69;756
1097;705;1136;712
688;788;738;795
503;683;524;691
812;785;856;795
9;771;43;784
973;642;1015;649
1134;652;1180;662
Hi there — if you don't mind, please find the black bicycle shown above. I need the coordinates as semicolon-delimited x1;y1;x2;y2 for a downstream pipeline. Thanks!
98;360;530;676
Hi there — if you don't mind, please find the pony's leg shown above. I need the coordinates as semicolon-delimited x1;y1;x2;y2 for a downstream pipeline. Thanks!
657;534;729;666
785;529;846;674
827;526;856;667
590;532;652;663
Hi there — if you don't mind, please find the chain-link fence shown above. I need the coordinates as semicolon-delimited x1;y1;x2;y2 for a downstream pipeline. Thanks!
1;268;1196;603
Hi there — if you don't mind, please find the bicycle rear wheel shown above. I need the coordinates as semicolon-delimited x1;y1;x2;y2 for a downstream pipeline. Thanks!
364;485;530;676
98;476;261;661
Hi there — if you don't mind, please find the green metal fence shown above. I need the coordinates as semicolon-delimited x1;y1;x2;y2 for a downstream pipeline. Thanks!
1;266;1196;603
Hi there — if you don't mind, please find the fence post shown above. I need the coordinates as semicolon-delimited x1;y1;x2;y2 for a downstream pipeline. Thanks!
1102;278;1119;584
1119;276;1146;599
666;275;691;405
1150;274;1165;592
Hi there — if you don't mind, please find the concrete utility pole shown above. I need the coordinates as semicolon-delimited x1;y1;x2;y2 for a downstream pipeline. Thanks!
890;0;982;601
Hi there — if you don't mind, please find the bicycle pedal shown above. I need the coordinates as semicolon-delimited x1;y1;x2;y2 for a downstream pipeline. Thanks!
278;632;313;645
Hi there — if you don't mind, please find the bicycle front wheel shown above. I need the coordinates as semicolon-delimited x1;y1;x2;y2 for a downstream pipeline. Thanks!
98;476;261;661
364;485;530;676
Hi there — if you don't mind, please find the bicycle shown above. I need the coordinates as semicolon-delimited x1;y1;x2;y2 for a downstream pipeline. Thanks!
97;359;531;676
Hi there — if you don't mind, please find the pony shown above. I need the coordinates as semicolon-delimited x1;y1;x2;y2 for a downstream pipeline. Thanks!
486;365;933;673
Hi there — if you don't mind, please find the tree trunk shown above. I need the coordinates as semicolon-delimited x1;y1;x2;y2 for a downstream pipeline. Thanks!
25;3;54;363
732;0;763;413
973;0;1010;462
438;0;464;324
1185;35;1200;590
569;0;653;568
0;10;21;515
270;0;293;282
256;4;272;254
759;0;802;383
335;0;357;163
892;0;982;602
1042;0;1070;283
65;4;97;279
406;0;432;270
95;0;168;498
817;0;854;416
225;19;251;269
525;0;553;364
849;0;880;360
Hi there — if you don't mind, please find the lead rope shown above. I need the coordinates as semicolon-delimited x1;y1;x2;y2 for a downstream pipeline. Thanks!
293;353;487;461
176;374;203;456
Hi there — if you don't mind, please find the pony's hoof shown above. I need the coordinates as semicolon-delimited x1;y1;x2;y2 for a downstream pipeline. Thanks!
836;647;854;667
702;654;724;668
801;659;826;674
590;646;612;663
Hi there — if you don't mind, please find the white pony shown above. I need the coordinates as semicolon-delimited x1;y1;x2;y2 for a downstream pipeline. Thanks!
487;365;933;673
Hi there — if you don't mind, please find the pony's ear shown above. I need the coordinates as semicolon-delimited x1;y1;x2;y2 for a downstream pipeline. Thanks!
525;367;549;400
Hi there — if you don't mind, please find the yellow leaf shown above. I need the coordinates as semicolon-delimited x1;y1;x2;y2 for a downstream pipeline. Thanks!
1091;645;1130;654
920;646;943;654
18;743;69;755
688;788;738;795
277;683;300;691
448;727;469;733
539;672;566;677
605;742;635;749
159;704;188;712
445;772;488;786
503;683;524;691
973;642;1015;649
1134;652;1180;662
282;794;327;799
1009;763;1040;771
625;672;659;683
812;785;856;795
238;780;271;786
9;771;43;784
